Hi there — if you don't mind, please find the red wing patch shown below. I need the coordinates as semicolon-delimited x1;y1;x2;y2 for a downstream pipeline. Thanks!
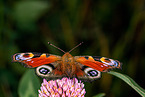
76;57;110;72
12;53;61;68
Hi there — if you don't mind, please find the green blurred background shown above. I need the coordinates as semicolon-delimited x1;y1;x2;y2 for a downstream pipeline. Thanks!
0;0;145;97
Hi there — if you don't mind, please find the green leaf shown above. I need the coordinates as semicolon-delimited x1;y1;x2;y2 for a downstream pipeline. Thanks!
18;69;41;97
108;71;145;96
93;93;106;97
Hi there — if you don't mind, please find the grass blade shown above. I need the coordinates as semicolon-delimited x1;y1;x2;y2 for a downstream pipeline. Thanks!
108;71;145;96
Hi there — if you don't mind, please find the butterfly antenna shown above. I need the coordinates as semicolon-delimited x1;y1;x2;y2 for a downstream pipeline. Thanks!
48;42;66;53
69;42;84;53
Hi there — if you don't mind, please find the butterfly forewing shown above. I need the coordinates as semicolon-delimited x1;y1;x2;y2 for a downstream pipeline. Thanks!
75;56;121;72
12;52;61;68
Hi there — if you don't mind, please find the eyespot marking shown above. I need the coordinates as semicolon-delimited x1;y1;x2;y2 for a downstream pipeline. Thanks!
36;65;53;77
87;70;98;77
15;53;34;61
39;67;51;75
84;68;101;79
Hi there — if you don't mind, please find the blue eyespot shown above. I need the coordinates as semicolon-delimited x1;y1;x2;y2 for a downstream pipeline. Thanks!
39;68;50;75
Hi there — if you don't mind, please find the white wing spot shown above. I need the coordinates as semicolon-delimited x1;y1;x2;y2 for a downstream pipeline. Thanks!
27;59;31;61
103;64;108;67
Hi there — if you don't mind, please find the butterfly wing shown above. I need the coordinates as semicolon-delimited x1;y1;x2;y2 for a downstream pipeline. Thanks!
74;56;121;81
12;52;61;68
12;52;66;80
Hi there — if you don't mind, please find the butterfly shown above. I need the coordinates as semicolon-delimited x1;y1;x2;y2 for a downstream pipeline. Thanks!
12;42;122;81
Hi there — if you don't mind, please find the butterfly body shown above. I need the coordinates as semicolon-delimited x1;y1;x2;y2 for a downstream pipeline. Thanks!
61;52;76;77
12;51;121;81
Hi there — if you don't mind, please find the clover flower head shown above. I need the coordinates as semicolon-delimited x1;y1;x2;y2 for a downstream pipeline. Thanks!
38;77;86;97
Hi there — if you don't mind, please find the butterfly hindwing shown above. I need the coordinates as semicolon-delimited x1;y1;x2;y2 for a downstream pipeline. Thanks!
75;62;101;81
35;63;65;80
12;52;61;68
